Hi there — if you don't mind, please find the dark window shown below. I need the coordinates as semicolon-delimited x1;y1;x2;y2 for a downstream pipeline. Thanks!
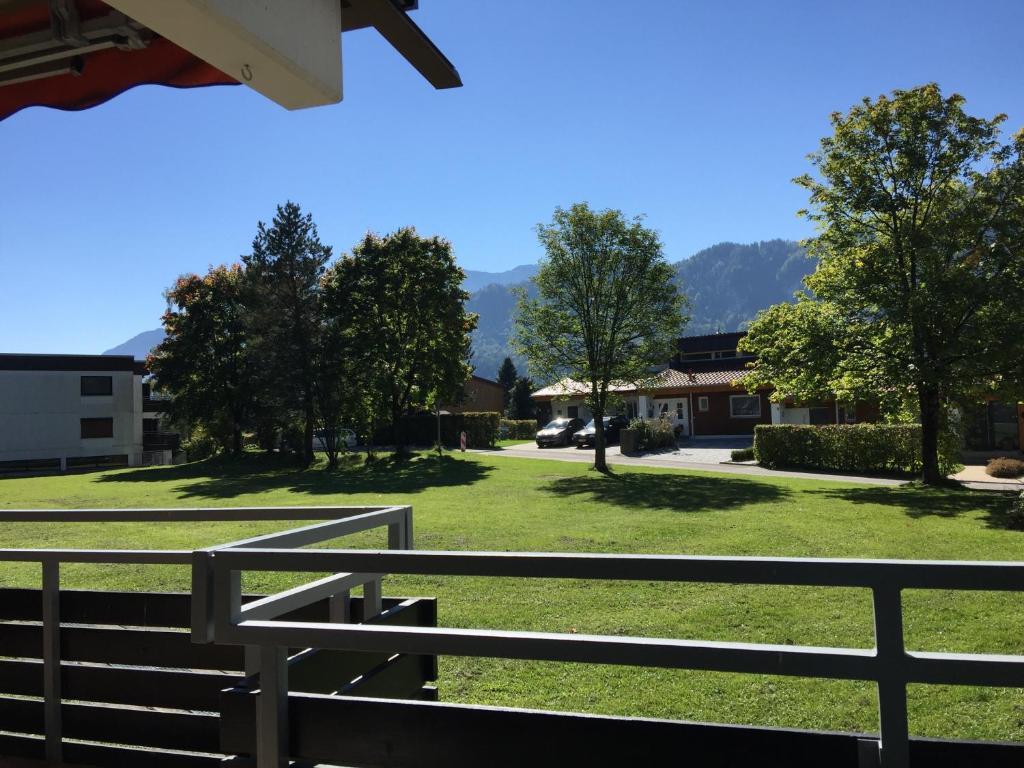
809;407;833;425
143;418;159;434
81;417;113;439
729;395;761;418
567;405;579;418
66;454;128;469
81;376;112;396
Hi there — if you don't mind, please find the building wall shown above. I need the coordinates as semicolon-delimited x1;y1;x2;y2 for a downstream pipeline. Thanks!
689;390;772;436
0;369;143;466
448;377;505;414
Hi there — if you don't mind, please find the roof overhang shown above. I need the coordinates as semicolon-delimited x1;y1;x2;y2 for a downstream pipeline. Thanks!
0;0;461;120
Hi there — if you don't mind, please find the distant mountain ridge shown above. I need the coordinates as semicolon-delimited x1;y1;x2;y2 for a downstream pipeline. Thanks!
104;242;816;382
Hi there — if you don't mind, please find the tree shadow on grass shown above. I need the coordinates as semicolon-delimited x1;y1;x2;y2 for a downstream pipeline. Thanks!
95;453;493;500
806;485;1021;530
542;471;790;513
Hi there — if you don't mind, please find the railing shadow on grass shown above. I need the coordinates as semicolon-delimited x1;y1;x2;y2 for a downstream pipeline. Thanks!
542;471;790;512
93;452;493;499
806;485;1022;530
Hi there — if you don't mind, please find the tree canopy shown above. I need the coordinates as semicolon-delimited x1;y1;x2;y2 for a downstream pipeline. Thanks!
741;84;1024;483
514;202;688;471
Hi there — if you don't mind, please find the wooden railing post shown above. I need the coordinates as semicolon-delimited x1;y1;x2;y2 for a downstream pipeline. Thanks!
257;645;288;768
873;586;909;768
41;560;62;763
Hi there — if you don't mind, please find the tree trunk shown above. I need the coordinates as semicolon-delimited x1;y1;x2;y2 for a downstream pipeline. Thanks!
918;384;943;485
593;408;608;473
392;405;409;457
232;426;242;455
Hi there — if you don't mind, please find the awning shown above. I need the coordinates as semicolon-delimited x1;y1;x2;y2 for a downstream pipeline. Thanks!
0;0;460;121
0;0;236;120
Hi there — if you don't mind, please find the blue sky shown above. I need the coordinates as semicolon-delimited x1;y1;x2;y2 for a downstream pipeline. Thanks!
2;0;1022;354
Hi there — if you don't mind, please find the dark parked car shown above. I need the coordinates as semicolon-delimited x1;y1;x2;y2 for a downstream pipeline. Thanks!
535;417;584;447
573;415;630;447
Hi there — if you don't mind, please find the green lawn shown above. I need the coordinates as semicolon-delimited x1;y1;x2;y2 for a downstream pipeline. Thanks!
2;452;1022;741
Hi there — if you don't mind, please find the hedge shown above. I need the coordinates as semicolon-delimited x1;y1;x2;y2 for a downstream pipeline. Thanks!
374;412;501;449
753;424;961;476
500;419;538;440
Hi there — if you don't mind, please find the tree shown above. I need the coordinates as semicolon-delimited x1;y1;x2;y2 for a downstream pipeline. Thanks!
514;203;688;472
148;264;254;454
741;85;1024;484
242;202;332;466
340;227;477;454
508;376;536;421
496;356;518;412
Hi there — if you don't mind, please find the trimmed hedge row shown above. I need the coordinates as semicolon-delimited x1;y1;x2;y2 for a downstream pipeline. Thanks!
753;424;960;476
376;412;501;449
500;419;538;440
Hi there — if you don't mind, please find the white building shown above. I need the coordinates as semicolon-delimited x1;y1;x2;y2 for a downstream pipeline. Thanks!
0;353;160;472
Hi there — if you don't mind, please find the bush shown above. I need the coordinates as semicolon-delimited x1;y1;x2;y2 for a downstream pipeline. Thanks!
375;412;501;449
986;457;1024;478
628;416;677;452
1007;492;1024;530
753;424;961;476
730;447;755;462
499;418;538;440
180;425;218;461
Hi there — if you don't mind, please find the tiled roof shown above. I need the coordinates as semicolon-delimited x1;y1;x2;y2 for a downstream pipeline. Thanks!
532;367;749;399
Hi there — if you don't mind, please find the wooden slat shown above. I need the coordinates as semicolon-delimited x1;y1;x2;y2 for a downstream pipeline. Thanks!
0;697;221;753
220;691;1024;768
0;658;240;711
0;732;228;768
0;622;244;670
0;588;192;626
339;652;433;700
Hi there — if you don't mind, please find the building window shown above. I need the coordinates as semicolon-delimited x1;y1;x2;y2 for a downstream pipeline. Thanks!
809;406;833;425
81;417;113;439
676;402;685;420
567;405;579;418
698;396;709;412
81;376;112;396
729;395;761;418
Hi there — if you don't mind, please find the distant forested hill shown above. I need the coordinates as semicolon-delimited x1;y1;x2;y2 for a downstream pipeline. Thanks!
674;239;812;335
105;242;814;383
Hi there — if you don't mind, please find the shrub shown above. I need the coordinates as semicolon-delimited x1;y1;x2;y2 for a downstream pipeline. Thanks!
628;416;677;451
499;418;538;440
986;457;1024;478
1007;492;1024;530
375;412;501;449
730;447;755;462
753;424;961;476
181;425;218;461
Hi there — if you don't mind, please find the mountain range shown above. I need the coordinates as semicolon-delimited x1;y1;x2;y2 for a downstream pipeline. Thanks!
103;240;815;381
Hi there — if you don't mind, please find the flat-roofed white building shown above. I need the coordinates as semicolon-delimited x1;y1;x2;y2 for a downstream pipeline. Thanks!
0;353;149;472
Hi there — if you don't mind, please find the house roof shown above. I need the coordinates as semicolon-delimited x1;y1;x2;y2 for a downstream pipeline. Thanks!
532;366;751;400
0;353;147;374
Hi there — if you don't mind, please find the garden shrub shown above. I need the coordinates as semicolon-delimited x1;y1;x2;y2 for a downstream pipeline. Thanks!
181;425;218;461
730;447;755;462
628;416;677;451
500;418;538;440
377;412;501;449
753;424;961;476
1008;492;1024;530
986;457;1024;478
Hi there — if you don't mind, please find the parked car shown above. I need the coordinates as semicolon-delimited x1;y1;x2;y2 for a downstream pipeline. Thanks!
573;415;630;447
313;428;357;451
535;417;584;447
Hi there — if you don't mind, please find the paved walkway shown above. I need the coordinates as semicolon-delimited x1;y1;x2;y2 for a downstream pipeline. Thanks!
474;441;906;486
952;464;1024;492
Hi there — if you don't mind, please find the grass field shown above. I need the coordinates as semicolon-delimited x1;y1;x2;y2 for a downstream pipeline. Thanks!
2;452;1022;741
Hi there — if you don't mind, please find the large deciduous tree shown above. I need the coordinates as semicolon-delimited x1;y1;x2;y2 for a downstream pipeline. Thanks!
242;202;332;467
514;203;688;472
148;264;254;454
340;227;477;454
741;85;1024;484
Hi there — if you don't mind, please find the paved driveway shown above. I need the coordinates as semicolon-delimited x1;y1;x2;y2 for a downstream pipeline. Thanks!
477;437;905;486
